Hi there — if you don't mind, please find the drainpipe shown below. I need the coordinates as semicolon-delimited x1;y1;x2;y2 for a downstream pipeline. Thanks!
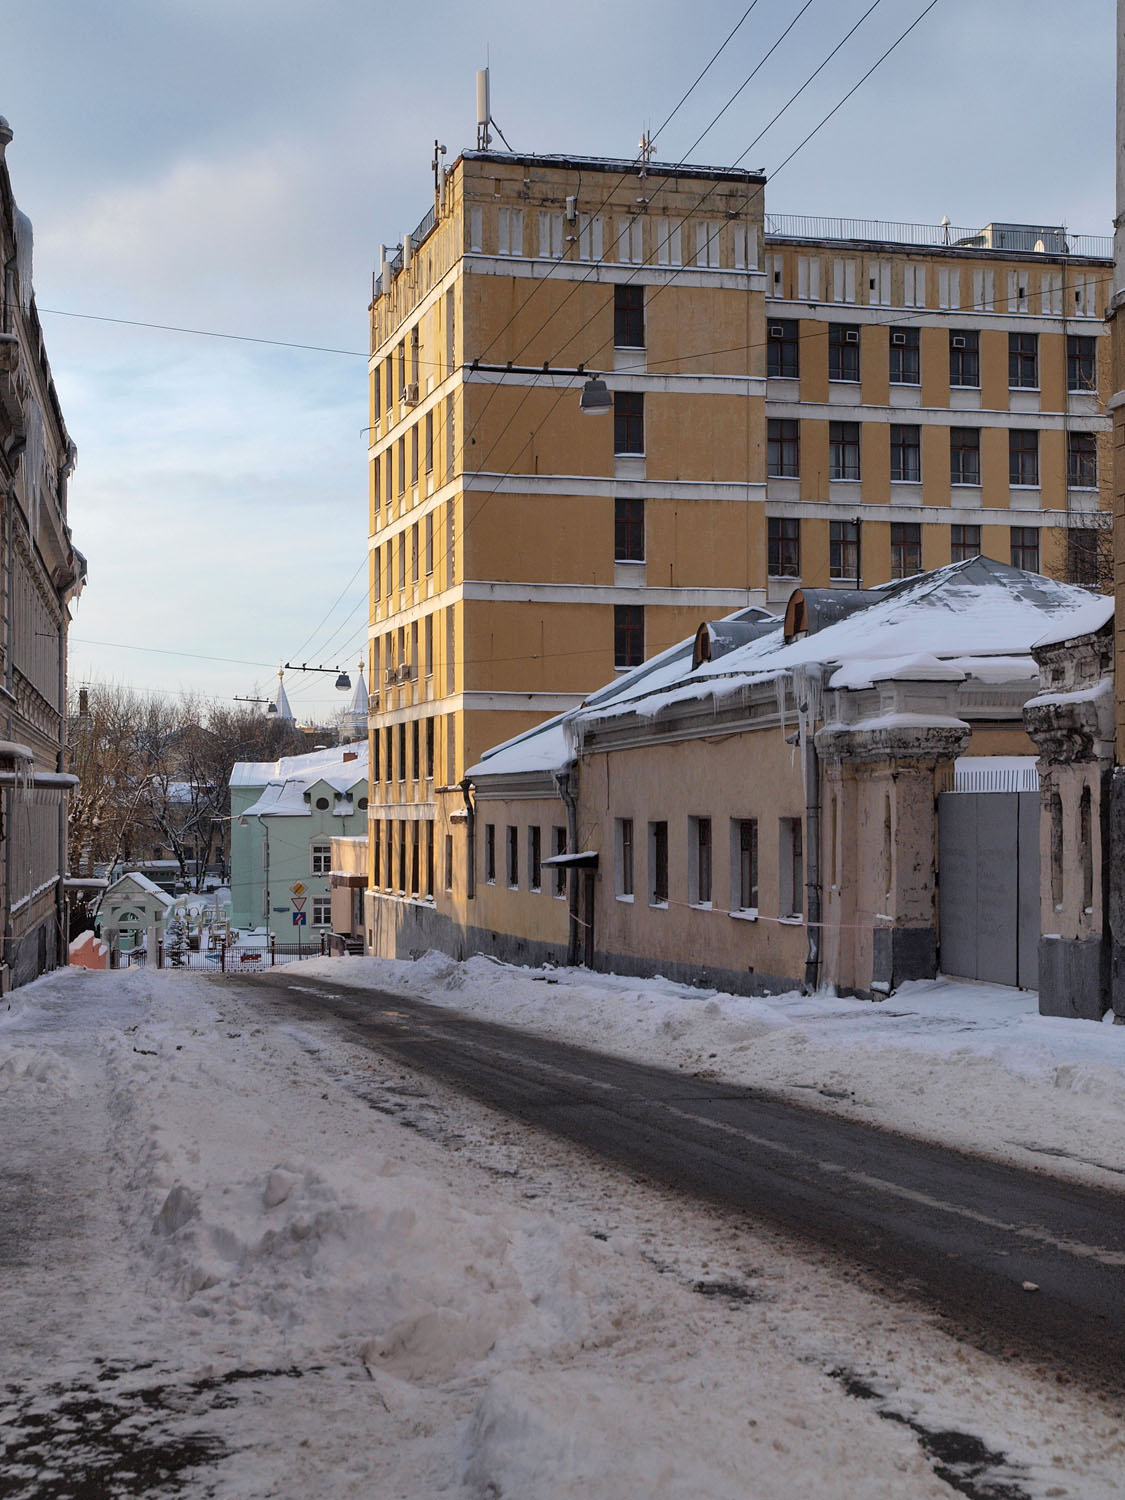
458;777;475;900
555;765;580;967
55;446;78;964
802;707;822;994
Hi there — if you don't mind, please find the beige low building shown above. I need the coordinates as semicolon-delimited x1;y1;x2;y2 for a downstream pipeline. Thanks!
459;559;1100;1001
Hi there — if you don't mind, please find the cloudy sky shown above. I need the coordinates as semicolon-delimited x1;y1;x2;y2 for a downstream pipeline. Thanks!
2;0;1116;720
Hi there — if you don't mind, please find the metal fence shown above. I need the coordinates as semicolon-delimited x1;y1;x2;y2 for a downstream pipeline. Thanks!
117;933;329;972
764;213;1112;259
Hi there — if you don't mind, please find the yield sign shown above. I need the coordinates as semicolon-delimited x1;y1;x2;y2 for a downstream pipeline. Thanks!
292;896;307;912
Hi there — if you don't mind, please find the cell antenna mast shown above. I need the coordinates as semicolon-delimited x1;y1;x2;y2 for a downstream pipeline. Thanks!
475;66;512;151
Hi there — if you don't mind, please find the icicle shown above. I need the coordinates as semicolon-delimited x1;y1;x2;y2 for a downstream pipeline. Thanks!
774;674;787;741
21;401;44;536
14;210;33;313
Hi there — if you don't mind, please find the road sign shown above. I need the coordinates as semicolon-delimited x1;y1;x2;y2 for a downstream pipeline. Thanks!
291;882;307;897
292;896;307;912
292;911;306;926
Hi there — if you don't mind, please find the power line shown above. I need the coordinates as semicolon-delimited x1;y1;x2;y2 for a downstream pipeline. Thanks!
37;307;366;358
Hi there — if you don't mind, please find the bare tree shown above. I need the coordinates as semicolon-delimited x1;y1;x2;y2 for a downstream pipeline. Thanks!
1050;516;1113;594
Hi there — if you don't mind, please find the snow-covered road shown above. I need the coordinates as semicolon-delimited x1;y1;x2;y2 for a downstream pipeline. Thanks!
1;963;1123;1498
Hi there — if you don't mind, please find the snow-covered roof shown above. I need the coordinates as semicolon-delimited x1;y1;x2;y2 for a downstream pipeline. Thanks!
468;561;1102;781
233;740;369;818
1033;592;1113;650
103;871;174;906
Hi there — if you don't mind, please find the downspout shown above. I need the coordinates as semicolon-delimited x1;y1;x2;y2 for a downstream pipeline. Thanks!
55;445;78;965
555;765;580;967
459;777;475;900
800;683;822;993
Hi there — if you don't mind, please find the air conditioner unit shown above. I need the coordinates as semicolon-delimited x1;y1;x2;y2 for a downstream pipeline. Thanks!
384;667;397;685
401;383;419;406
891;331;907;346
769;324;786;339
844;329;860;345
951;335;967;349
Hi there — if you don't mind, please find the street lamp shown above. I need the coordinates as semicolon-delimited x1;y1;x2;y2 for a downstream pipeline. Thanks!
284;662;353;691
579;376;612;415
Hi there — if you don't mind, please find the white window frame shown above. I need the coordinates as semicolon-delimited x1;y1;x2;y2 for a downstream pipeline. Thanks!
312;895;331;927
310;841;331;875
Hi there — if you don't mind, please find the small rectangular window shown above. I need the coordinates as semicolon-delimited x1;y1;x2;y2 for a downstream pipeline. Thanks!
1009;332;1039;389
484;823;496;883
553;826;567;897
768;517;800;578
614;497;645;560
689;816;712;906
731;819;758;911
1010;525;1040;572
529;826;542;892
767;419;799;478
888;327;920;384
614;391;644;455
829;520;858;582
312;896;332;927
780;818;803;918
767;319;799;379
828;324;860;382
1067;431;1097;488
890;522;922;579
649;821;669;906
1010;429;1039;487
311;841;331;875
829;421;861;481
506;826;519;888
614;284;645;348
889;424;921;483
949;330;980;387
615;818;634;898
614;604;644;668
950;428;980;486
950;523;981;562
1067;334;1097;393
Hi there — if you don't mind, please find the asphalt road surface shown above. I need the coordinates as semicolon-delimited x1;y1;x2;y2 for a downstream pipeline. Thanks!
231;971;1125;1385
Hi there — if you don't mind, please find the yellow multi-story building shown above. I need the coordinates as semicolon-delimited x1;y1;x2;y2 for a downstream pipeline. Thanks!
366;147;1111;956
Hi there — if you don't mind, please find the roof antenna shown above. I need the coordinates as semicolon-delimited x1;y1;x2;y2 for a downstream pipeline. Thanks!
476;67;512;151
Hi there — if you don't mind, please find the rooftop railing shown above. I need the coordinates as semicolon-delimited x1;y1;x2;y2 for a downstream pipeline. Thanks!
764;214;1111;259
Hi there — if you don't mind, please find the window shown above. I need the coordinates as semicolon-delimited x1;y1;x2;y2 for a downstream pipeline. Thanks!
410;425;419;486
1068;431;1097;488
950;428;980;486
410;824;420;897
397;721;407;781
767;319;799;379
949;330;980;387
529;826;542;892
1067;334;1097;392
828;324;860;382
615;818;634;898
1067;526;1102;587
425;718;434;780
506;826;519;888
424;613;433;677
890;522;922;579
829;421;861;481
311;841;331;874
424;410;434;472
1009;332;1039;389
767;419;799;478
312;896;331;927
614;605;644;668
829;520;858;582
889;327;920;384
649;820;668;905
780;818;803;918
1010;526;1040;572
614;392;644;454
614;284;644;348
768;517;800;578
689;817;712;906
1010;429;1039;487
615;497;645;560
444;833;454;892
950;524;981;562
411;523;419;584
731;819;758;912
425;513;434;575
397;435;406;492
484;823;496;883
889;425;921;483
553;826;567;897
411;719;420;781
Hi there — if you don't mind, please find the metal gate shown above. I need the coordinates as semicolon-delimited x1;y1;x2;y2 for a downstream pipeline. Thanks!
938;790;1039;989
